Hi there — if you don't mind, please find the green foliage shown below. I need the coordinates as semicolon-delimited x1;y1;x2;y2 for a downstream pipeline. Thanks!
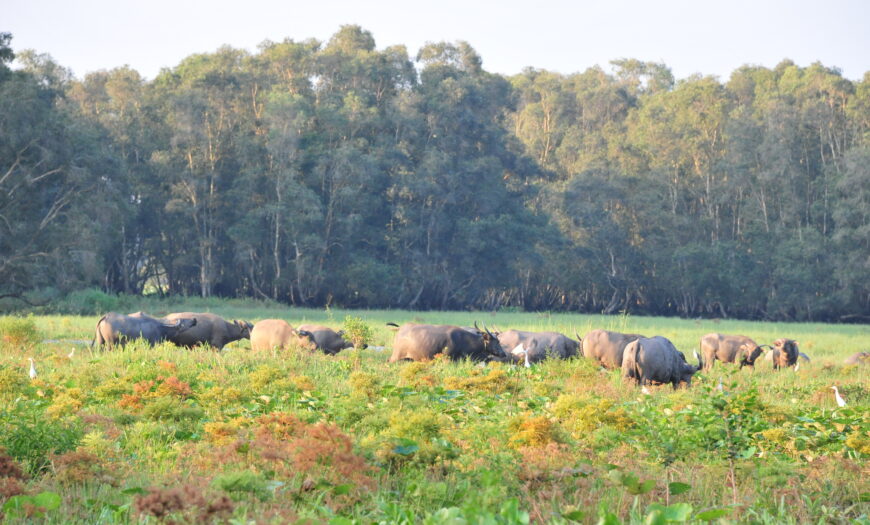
55;288;121;315
212;470;272;501
0;400;82;474
2;491;62;520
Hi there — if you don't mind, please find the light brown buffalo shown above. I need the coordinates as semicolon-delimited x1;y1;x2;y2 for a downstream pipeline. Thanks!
770;338;800;370
581;329;644;369
387;323;508;363
249;319;315;351
699;333;764;371
296;324;358;355
844;352;869;366
164;312;253;350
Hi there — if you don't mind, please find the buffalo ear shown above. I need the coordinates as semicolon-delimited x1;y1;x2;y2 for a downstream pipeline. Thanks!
337;330;345;337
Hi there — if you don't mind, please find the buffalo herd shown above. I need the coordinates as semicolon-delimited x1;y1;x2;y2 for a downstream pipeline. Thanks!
90;312;866;389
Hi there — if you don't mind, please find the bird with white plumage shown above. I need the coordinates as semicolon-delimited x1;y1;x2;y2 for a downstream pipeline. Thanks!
28;357;37;380
511;343;531;368
831;386;846;407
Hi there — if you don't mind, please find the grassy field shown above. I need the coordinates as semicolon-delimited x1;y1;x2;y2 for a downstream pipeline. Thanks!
0;304;868;524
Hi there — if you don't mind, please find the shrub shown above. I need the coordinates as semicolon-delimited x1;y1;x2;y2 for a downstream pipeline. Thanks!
57;289;120;315
0;316;40;347
343;315;374;348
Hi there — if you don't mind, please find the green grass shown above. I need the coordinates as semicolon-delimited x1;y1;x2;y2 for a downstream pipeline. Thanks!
0;304;867;524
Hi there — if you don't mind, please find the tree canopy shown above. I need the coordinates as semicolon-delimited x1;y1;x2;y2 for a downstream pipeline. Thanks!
1;29;868;321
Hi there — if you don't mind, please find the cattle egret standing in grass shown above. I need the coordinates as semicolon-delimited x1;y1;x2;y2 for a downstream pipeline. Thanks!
28;358;37;380
67;348;75;359
641;386;651;395
717;377;724;392
831;386;846;407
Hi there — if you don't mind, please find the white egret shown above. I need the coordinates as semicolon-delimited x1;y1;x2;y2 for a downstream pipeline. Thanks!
831;386;846;407
512;343;531;368
28;358;37;380
717;377;724;392
67;348;75;359
641;386;651;395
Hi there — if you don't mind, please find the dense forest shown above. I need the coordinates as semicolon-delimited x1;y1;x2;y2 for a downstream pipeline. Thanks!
1;27;868;321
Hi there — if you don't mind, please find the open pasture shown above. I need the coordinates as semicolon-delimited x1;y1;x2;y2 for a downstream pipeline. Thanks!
0;306;868;524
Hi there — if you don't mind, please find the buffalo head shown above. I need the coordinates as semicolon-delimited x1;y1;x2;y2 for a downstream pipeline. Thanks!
739;344;764;368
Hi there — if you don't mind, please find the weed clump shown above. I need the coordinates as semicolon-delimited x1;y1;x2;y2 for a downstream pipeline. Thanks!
50;449;116;485
134;485;234;523
508;414;560;448
444;367;517;394
552;394;632;436
348;371;380;398
0;367;27;397
399;361;437;388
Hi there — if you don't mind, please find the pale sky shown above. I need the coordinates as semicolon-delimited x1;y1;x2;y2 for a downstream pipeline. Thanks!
5;0;869;82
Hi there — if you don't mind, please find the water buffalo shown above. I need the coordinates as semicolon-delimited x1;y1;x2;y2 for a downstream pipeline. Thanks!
92;312;197;350
770;338;800;370
844;352;870;366
164;312;253;350
763;349;810;365
296;324;360;355
699;333;764;370
622;336;698;389
581;329;644;369
249;319;315;351
387;323;508;363
496;329;579;364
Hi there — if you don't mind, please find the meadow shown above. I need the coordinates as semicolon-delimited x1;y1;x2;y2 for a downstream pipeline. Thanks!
0;302;867;524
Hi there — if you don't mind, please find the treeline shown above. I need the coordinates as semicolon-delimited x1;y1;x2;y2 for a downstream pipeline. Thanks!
1;27;868;321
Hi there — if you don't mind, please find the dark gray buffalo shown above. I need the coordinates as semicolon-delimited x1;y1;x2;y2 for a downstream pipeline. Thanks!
387;323;508;363
622;336;698;388
581;329;644;369
296;324;360;355
699;333;764;371
497;329;579;364
844;352;870;366
164;312;253;350
92;312;197;350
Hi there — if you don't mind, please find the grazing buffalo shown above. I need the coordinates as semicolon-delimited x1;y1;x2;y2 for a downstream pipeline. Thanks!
770;338;800;370
296;324;359;354
622;336;698;389
92;312;197;350
387;323;508;363
699;333;764;370
164;312;253;350
581;329;644;369
249;319;315;352
496;329;579;364
844;352;869;366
